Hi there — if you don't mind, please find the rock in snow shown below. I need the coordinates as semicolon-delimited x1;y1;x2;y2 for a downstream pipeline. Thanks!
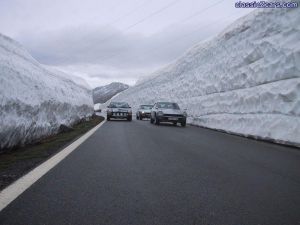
114;8;300;147
0;33;94;149
92;82;129;104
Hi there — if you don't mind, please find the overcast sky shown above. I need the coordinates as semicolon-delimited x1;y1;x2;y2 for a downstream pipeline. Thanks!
0;0;253;88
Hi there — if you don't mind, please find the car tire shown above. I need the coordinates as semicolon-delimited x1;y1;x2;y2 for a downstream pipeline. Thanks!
150;117;154;124
128;116;132;121
181;121;186;127
173;122;177;126
154;116;160;125
136;115;138;120
107;116;110;121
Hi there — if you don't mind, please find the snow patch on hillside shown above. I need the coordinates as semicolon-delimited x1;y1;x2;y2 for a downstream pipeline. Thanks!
0;33;94;149
114;8;300;146
92;82;129;104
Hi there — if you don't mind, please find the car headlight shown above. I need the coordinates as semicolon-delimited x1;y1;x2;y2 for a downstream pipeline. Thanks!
157;111;164;116
141;111;145;114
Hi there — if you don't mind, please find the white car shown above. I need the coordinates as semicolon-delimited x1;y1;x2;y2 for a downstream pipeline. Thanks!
150;102;187;126
136;105;153;120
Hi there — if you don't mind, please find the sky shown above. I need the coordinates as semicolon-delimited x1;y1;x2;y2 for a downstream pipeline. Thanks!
0;0;253;88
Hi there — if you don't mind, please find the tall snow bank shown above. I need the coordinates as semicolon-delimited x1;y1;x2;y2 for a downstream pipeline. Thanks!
114;7;300;146
44;65;92;90
0;34;94;149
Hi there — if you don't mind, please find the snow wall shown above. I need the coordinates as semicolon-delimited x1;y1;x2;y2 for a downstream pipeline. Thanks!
114;8;300;147
0;34;94;149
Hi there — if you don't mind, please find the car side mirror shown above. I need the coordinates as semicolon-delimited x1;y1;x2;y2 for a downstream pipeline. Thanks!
155;107;158;110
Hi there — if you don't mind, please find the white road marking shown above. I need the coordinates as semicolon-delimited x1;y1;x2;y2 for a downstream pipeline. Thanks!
0;120;106;212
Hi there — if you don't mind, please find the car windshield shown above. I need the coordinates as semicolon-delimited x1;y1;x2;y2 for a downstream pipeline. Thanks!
157;102;180;109
109;102;130;108
140;105;153;109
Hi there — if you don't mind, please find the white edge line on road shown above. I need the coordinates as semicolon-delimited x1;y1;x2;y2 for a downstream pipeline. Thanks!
0;120;106;212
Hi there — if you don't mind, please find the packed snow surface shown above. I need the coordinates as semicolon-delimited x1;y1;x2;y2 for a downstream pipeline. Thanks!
114;8;300;146
0;34;94;149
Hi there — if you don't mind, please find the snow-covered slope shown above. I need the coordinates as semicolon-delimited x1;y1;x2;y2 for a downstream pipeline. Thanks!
44;65;91;90
92;82;129;104
114;7;300;146
0;33;94;149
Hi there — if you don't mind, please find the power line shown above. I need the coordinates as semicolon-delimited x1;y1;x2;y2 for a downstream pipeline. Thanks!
97;0;181;44
122;0;181;32
143;10;247;88
149;10;245;57
97;8;244;63
178;0;225;24
103;0;152;28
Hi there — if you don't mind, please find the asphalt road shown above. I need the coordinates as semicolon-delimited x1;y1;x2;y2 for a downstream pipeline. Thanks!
1;119;300;225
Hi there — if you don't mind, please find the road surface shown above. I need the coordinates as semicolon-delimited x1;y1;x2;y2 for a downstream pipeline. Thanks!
0;120;300;225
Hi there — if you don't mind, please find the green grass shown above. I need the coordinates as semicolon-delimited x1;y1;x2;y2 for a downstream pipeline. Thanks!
0;115;104;172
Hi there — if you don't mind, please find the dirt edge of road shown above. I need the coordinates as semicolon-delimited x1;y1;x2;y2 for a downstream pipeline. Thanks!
0;115;105;190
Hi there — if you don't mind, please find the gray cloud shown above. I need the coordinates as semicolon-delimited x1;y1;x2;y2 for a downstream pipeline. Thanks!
13;23;222;88
18;23;220;67
0;0;253;88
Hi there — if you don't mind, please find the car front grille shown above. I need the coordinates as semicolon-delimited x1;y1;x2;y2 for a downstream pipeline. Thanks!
163;114;183;117
113;113;127;116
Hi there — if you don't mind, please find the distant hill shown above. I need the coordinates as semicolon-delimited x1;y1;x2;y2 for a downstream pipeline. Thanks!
92;82;129;104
